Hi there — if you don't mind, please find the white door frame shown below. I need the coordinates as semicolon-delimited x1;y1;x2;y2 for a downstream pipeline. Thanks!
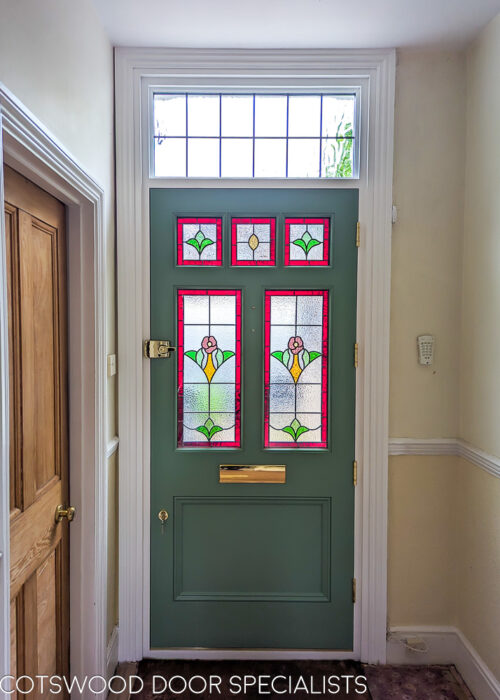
115;48;395;664
0;85;109;698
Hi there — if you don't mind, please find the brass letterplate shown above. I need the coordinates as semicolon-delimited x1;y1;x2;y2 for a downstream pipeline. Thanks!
219;465;286;484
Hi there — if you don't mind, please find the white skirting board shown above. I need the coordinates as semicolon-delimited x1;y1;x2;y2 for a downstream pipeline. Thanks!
387;627;500;700
106;626;119;680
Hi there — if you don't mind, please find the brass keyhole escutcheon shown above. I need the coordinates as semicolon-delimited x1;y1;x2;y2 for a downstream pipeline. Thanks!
158;509;169;523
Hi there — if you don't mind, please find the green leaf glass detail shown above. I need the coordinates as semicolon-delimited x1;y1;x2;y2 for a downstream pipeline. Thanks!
292;229;322;258
186;229;215;257
195;418;224;441
282;418;310;442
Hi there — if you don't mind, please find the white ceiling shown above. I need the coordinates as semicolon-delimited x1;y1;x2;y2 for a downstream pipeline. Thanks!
92;0;500;49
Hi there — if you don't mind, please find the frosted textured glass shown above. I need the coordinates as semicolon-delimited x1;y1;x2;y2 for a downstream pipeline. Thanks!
187;95;220;136
254;139;286;177
188;139;219;177
288;96;321;137
154;94;186;137
221;95;253;136
221;139;253;178
288;139;320;178
154;138;186;177
254;96;287;136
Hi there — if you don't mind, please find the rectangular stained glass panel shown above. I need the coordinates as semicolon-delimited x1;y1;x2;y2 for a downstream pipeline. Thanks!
177;217;222;266
284;217;330;266
231;218;276;266
264;290;328;448
178;290;241;448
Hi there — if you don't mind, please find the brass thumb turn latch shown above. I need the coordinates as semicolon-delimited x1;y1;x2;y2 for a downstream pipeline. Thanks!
144;339;176;359
55;505;76;523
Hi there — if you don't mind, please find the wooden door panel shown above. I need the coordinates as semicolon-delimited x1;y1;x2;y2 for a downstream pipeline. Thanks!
36;550;58;678
5;166;69;690
10;481;63;598
19;212;58;503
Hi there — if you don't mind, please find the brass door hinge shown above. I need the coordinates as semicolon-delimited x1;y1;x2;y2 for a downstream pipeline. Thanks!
352;578;357;603
356;222;361;247
144;339;176;359
353;460;358;487
354;342;359;368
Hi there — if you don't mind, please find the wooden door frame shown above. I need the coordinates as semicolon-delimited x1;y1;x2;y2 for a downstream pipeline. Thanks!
0;84;109;697
115;48;395;664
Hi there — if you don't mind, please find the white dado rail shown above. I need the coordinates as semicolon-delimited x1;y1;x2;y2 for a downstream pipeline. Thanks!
389;438;500;479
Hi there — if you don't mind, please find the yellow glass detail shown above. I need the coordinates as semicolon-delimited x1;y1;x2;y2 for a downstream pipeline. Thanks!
203;353;217;383
248;233;260;251
290;353;303;383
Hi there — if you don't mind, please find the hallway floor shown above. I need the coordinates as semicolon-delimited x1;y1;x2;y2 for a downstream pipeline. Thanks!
121;660;474;699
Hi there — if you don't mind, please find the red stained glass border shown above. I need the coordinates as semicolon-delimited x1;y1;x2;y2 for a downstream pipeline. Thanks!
177;289;241;448
177;217;223;266
264;290;329;449
231;218;276;267
284;217;330;266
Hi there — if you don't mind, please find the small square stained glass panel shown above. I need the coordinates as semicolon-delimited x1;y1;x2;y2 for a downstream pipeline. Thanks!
285;218;330;266
231;218;276;266
177;217;222;266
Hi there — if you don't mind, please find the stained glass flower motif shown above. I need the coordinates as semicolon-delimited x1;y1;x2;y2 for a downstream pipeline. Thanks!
177;217;222;266
285;217;330;266
178;290;241;448
264;290;328;448
231;218;276;266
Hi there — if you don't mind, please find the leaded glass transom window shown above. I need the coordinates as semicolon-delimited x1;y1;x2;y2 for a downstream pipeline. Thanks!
153;93;356;179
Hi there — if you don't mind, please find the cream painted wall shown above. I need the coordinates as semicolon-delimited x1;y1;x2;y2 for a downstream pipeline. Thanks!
390;50;465;439
0;0;118;643
461;12;500;458
456;458;500;680
389;31;500;679
388;455;457;626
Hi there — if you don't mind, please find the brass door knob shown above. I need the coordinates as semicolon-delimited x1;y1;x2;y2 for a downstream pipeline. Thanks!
55;505;76;523
158;509;169;523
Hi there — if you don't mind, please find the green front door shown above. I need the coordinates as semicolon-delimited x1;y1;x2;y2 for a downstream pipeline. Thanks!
150;188;358;650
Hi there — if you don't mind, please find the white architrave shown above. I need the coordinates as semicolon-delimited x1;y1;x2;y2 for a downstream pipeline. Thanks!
115;48;395;665
0;84;109;698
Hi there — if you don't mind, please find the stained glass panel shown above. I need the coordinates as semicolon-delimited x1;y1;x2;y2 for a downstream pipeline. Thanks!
178;290;241;448
177;217;222;266
231;218;276;266
284;217;330;266
264;290;328;448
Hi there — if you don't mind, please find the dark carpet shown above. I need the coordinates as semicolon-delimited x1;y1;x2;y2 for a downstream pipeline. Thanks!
133;659;370;698
133;661;475;699
365;664;474;700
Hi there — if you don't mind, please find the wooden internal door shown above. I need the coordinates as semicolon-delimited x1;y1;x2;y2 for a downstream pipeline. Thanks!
5;166;70;695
